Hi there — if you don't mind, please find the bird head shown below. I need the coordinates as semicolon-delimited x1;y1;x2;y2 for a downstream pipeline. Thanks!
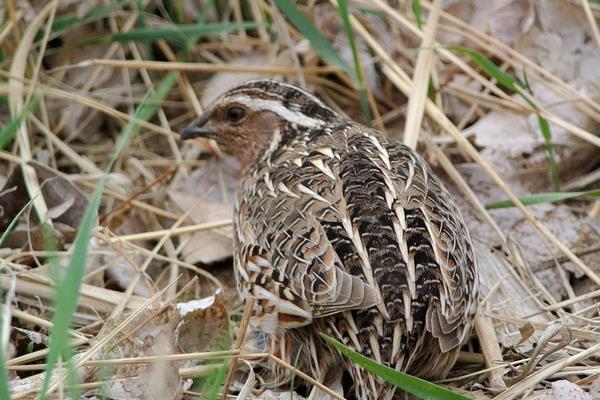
180;79;338;169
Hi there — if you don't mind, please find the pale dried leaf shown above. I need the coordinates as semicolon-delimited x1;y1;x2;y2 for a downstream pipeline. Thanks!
170;156;238;264
589;376;600;399
474;243;550;350
94;308;182;400
251;390;307;400
31;160;89;229
441;0;534;45
463;81;597;189
169;190;233;264
175;294;229;355
470;0;534;45
541;380;592;400
453;164;600;283
13;327;48;345
234;361;256;400
92;240;155;296
176;294;215;316
178;156;240;202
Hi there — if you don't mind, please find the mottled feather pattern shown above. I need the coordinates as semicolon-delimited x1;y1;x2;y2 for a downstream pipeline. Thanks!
181;80;478;400
236;122;476;394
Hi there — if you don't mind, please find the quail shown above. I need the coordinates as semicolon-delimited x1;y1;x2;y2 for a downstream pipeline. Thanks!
181;80;478;399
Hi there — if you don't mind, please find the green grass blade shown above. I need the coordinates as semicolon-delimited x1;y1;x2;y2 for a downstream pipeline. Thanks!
486;189;600;209
536;115;560;189
337;0;363;87
123;72;179;139
336;0;372;122
198;0;216;24
39;175;104;400
273;0;353;77
447;45;520;92
522;70;532;93
0;96;40;150
358;89;373;123
51;1;130;33
202;361;228;400
39;72;178;400
412;0;423;29
448;45;559;188
0;196;38;247
167;0;185;24
95;21;258;44
192;321;231;398
322;334;473;400
518;74;560;189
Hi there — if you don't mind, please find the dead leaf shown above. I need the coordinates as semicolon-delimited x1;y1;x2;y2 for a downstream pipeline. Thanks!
92;307;183;400
589;376;600;399
472;242;550;351
515;1;593;84
542;380;592;400
175;294;230;355
517;322;535;345
13;327;48;346
99;214;156;295
251;390;307;400
450;164;600;294
90;239;157;296
30;160;89;229
463;83;598;190
170;156;238;264
0;167;29;232
0;161;90;237
441;0;534;46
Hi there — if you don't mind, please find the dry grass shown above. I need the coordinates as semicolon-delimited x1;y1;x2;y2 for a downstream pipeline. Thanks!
1;1;600;399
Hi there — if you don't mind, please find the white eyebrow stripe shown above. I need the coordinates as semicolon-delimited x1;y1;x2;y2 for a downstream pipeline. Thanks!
222;95;327;129
230;80;331;108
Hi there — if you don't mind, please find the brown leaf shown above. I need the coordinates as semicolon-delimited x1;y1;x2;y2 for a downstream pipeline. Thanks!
542;380;592;400
92;307;183;400
517;323;535;345
29;160;89;229
590;375;600;399
99;214;156;295
0;167;29;232
175;293;230;354
0;161;90;238
451;164;600;285
170;156;238;264
170;190;233;264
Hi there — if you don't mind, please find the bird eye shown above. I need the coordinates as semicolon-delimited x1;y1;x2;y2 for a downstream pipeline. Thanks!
226;106;246;123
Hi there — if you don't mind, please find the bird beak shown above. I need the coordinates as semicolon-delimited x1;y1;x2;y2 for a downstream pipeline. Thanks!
180;113;216;140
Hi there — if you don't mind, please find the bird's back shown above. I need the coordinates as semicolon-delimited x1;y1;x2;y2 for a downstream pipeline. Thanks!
234;121;477;399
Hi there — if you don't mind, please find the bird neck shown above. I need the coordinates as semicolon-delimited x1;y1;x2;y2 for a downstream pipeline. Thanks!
227;126;283;173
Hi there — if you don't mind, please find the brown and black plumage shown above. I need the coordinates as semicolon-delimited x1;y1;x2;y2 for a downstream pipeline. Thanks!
181;80;478;399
